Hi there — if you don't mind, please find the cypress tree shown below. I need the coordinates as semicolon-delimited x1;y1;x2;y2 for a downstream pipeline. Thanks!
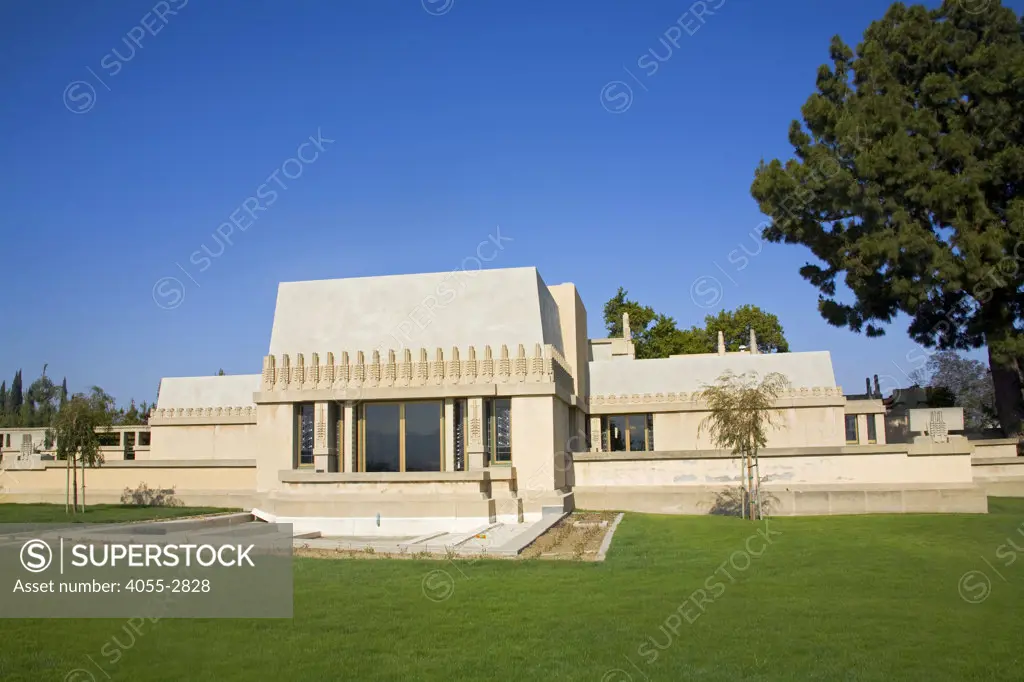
60;377;68;408
0;380;6;418
10;370;23;414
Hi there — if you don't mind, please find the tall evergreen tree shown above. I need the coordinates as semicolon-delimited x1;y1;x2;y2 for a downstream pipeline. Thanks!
750;1;1024;433
10;370;23;425
0;380;6;421
60;377;68;408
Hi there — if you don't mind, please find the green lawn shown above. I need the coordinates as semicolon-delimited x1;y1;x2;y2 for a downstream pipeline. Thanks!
0;503;237;524
2;500;1023;680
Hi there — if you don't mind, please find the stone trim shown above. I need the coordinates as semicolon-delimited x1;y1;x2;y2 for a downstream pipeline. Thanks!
258;343;574;396
42;459;256;469
589;387;844;413
279;468;515;484
572;443;964;462
149;406;256;425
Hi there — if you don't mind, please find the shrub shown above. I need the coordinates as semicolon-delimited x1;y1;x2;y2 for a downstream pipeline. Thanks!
120;482;181;507
709;486;779;518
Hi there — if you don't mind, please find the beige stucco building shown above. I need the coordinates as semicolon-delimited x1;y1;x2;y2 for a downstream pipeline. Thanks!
3;267;1022;533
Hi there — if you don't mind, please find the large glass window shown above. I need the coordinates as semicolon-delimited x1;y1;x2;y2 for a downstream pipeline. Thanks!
601;414;653;452
845;414;859;443
360;402;443;473
363;403;401;472
867;415;877;443
405;402;442;472
296;403;315;467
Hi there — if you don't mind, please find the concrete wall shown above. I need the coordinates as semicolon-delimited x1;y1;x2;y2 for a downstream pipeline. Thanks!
253;403;296;494
650;405;847;450
573;447;974;488
148;423;263;461
0;460;256;508
547;282;589;399
570;442;987;516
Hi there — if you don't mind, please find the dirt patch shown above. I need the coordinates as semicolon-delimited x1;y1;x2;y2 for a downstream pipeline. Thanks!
294;546;439;561
520;511;621;561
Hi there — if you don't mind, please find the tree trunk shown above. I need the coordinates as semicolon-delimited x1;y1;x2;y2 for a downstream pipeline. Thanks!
81;457;86;513
71;453;78;513
987;346;1024;437
65;453;70;514
747;451;755;521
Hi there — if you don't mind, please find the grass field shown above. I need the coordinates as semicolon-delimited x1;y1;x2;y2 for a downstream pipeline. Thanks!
0;503;237;524
2;500;1023;680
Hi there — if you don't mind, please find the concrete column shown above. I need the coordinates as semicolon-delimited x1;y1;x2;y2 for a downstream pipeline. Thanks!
857;414;870;444
444;399;455;472
590;416;601;452
342;402;355;473
313;401;338;472
467;397;486;469
874;414;887;445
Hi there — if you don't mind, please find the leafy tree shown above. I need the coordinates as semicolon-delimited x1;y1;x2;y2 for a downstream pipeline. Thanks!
49;394;112;513
704;306;790;353
913;350;997;429
26;373;59;427
602;287;679;359
217;368;226;376
696;371;789;520
750;1;1024;434
603;289;790;358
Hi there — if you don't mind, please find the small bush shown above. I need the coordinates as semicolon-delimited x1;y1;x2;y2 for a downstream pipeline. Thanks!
709;486;778;518
120;482;181;507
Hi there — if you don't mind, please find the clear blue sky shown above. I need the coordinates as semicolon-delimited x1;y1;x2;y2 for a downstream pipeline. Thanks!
1;0;1015;406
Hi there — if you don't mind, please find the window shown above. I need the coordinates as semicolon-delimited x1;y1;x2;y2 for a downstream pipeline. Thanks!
484;398;512;464
359;401;443;473
845;414;859;443
296;403;315;467
96;431;120;447
123;432;136;461
139;431;151;446
866;415;877;444
601;414;653;452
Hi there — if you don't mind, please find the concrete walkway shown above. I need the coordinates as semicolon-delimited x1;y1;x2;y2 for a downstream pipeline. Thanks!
294;512;568;558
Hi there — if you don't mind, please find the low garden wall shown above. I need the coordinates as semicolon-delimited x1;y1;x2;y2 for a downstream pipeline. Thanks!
571;443;986;516
0;459;257;509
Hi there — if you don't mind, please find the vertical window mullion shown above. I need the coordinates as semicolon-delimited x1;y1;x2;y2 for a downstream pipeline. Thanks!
399;403;406;473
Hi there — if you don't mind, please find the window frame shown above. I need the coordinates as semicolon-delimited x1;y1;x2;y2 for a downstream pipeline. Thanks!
357;400;445;473
866;414;877;444
601;413;654;453
844;414;859;444
485;397;512;465
295;403;316;468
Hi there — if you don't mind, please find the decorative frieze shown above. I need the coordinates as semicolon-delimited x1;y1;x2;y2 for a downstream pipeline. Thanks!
258;343;575;393
149;405;257;425
590;385;845;406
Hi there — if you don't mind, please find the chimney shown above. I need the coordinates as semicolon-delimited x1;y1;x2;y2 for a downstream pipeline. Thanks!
749;328;758;354
873;374;881;398
623;312;632;340
865;377;871;396
717;331;726;356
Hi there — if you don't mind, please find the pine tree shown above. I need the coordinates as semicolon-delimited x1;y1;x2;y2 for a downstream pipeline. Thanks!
750;1;1024;433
